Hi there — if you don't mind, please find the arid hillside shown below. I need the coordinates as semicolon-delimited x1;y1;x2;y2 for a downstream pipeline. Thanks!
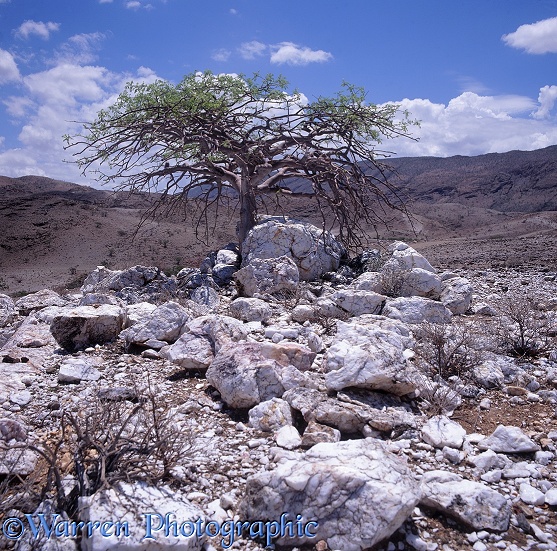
1;145;556;295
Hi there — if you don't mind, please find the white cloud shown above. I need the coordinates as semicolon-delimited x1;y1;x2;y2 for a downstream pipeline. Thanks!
533;85;557;119
125;1;153;9
0;48;21;83
54;32;106;64
384;89;557;158
0;62;161;182
229;8;237;15
212;49;231;62
15;20;60;40
238;41;267;60
270;42;333;66
23;64;114;107
502;16;557;54
0;149;46;178
99;0;113;3
3;96;34;118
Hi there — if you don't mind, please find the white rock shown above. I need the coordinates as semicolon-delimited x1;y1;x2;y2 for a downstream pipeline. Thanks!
474;361;505;389
0;448;38;475
119;302;191;345
4;317;56;348
10;389;31;406
241;219;345;281
330;289;386;316
324;315;417;395
275;425;302;449
58;358;102;383
216;249;238;265
79;293;121;307
249;398;293;432
386;241;436;273
480;470;502;483
239;438;421;550
440;277;473;314
123;302;157;328
79;481;206;550
229;297;272;322
383;297;452;324
351;271;383;293
234;256;299;297
50;305;125;351
422;416;466;449
291;304;316;323
519;483;545;506
477;425;540;453
420;470;511;531
468;449;509;472
15;289;67;315
545;488;557;506
399;268;442;299
159;333;214;370
207;341;316;408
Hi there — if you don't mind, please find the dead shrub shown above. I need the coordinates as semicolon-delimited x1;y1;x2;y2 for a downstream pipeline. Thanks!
491;293;556;359
379;261;410;298
0;383;197;522
412;320;482;414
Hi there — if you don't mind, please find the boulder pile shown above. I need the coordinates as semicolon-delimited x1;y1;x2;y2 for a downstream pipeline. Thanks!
0;218;556;551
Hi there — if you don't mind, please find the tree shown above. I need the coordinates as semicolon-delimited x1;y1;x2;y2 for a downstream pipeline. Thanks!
65;71;416;251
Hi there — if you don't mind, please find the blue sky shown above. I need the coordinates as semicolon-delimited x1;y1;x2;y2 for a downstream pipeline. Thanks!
0;0;556;185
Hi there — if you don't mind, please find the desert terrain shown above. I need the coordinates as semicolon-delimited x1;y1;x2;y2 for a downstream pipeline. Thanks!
0;145;556;296
0;146;557;551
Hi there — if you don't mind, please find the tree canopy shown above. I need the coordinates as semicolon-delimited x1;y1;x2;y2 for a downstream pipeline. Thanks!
66;71;417;250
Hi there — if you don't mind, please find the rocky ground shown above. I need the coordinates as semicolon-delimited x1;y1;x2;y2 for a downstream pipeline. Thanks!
0;219;556;551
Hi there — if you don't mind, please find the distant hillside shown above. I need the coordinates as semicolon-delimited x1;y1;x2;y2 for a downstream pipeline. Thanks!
386;145;557;212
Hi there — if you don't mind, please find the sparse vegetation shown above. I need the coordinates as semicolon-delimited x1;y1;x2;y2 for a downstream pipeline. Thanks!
491;293;556;359
0;383;196;522
412;320;481;414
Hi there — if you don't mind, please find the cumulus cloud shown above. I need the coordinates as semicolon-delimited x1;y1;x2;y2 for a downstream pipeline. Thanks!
270;42;333;66
0;49;21;84
212;49;231;62
230;8;237;15
384;90;557;158
502;16;557;54
0;62;162;183
533;85;557;120
238;41;267;60
15;20;60;40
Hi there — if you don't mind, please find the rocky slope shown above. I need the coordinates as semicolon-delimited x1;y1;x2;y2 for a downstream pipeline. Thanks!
0;219;556;551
